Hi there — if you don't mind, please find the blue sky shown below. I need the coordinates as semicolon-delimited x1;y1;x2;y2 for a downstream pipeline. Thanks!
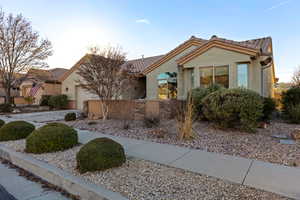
0;0;299;82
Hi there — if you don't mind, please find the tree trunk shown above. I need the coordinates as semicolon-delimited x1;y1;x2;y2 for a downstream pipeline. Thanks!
100;101;109;120
5;87;11;104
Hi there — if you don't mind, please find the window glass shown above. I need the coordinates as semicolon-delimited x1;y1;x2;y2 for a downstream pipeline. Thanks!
157;72;177;99
199;67;213;88
215;66;229;88
237;63;248;88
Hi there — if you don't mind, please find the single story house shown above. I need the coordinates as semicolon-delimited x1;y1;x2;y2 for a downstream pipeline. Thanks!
61;35;276;110
20;68;68;105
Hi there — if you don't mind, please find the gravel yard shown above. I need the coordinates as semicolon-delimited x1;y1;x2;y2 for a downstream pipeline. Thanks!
62;119;300;167
0;140;292;200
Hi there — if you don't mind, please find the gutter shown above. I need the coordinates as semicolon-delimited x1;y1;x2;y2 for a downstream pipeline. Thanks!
260;61;273;96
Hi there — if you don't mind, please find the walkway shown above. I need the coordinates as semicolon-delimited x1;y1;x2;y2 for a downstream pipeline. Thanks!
0;162;70;200
1;111;300;199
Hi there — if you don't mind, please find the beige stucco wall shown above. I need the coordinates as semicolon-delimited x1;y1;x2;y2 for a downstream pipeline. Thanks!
146;45;199;100
146;46;274;100
62;69;100;109
182;47;269;97
62;68;145;110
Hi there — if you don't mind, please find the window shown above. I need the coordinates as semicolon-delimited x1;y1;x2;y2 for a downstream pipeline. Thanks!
199;65;229;88
237;63;248;88
157;72;177;99
215;66;229;88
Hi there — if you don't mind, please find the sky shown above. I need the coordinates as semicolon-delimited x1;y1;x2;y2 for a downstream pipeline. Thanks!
0;0;299;82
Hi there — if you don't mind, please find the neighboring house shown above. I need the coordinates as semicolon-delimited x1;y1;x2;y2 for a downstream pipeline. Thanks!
62;35;276;110
0;73;24;104
20;68;68;104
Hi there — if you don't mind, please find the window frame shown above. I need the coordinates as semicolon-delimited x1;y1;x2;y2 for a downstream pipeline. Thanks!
199;65;229;88
237;62;249;88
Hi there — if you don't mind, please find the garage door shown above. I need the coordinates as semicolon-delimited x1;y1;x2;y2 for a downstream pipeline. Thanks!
75;86;99;110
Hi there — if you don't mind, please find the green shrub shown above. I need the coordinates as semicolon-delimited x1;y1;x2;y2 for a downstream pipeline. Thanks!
282;86;300;113
0;104;12;113
287;104;300;124
49;95;68;109
25;123;78;154
202;88;263;132
40;95;51;106
76;138;126;173
191;84;224;119
0;121;35;141
65;112;76;121
0;120;4;128
261;97;277;121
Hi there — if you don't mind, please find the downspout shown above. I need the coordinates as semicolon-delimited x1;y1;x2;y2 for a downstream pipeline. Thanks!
261;62;273;96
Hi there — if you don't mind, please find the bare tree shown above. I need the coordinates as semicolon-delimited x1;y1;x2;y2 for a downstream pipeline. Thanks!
0;10;52;103
292;65;300;86
76;46;133;120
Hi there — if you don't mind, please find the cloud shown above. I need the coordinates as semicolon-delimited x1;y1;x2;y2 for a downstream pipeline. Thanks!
266;0;292;11
135;19;150;24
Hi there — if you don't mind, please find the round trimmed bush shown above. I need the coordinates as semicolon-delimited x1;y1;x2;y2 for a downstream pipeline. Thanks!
202;88;263;132
65;112;76;121
0;119;5;128
76;138;126;173
191;84;224;119
0;121;35;141
25;123;78;154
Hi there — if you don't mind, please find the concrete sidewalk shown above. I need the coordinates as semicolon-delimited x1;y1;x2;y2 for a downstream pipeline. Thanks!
0;162;70;200
1;111;300;199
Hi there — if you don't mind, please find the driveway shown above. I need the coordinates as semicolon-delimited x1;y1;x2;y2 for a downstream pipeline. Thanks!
4;110;80;123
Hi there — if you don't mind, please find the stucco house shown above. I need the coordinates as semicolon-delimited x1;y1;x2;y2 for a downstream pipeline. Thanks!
61;35;276;109
20;68;68;105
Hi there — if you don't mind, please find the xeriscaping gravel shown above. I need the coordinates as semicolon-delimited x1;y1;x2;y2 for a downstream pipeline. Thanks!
62;119;300;167
0;140;292;200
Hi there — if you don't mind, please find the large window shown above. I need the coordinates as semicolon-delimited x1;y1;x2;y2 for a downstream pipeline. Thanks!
237;63;248;88
199;65;229;88
157;72;177;99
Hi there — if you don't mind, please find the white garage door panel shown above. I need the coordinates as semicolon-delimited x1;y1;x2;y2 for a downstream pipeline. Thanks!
76;87;99;110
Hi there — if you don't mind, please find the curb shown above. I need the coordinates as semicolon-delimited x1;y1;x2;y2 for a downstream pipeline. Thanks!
0;145;128;200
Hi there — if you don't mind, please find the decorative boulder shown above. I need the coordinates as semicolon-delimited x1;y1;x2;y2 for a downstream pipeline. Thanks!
291;128;300;140
0;121;35;141
76;138;126;173
25;123;78;154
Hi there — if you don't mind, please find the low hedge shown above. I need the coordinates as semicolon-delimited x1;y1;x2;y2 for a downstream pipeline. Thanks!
25;123;78;154
65;112;76;121
0;104;12;113
76;138;126;173
191;84;224;119
49;95;68;109
202;88;263;132
0;121;35;141
0;119;5;128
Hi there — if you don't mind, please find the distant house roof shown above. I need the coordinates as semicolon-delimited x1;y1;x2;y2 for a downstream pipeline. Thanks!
27;68;68;82
122;55;164;74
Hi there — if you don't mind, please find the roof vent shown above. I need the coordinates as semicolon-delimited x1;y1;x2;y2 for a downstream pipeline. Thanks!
211;35;218;39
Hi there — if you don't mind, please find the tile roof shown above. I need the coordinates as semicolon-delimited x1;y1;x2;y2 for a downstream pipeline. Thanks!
122;55;165;73
27;68;68;81
209;36;272;55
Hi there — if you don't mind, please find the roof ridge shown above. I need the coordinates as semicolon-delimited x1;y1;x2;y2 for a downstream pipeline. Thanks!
127;54;164;62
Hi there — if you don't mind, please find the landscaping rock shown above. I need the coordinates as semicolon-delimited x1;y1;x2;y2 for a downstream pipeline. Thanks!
291;128;300;140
